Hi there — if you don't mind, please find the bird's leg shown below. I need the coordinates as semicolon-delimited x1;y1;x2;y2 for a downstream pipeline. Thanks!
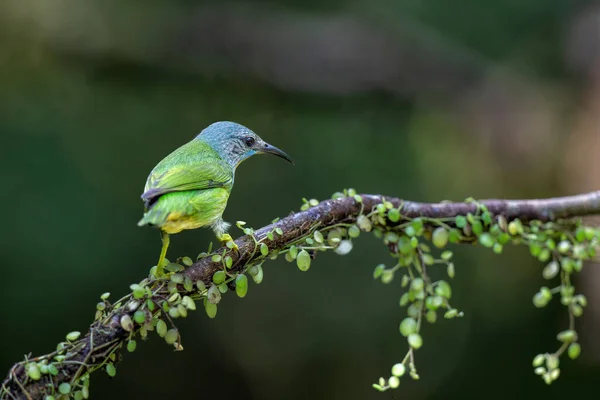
213;218;238;251
155;230;170;277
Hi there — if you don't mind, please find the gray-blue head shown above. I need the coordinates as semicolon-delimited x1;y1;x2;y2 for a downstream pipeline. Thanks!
197;121;294;168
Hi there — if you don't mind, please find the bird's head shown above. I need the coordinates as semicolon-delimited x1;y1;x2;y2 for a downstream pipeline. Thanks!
197;121;294;168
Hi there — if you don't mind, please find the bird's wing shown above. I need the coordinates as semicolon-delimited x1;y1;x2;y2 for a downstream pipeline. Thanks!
141;159;232;207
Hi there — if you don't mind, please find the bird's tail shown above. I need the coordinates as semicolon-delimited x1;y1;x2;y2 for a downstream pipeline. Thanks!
137;207;169;228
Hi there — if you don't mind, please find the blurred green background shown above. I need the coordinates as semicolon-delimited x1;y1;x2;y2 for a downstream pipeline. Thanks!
2;0;600;399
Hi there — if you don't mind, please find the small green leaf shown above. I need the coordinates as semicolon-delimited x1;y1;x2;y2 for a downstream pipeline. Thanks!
471;221;483;236
133;310;146;324
27;364;41;381
546;355;559;370
422;253;434;265
182;296;196;310
538;248;551;262
568;343;581;359
106;363;116;377
356;215;372;232
130;284;145;299
225;256;233;269
288;245;298;260
260;243;269;256
183;277;194;292
391;363;406;377
213;270;226;285
388;208;401;222
218;283;228;293
327;229;342;246
448;229;462;243
373;264;385;279
407;333;423;349
66;331;81;342
205;300;217;318
542;261;560;280
251;265;264;284
404;226;416;237
432;227;448;248
557;240;571;254
455;216;467;228
297;250;311;271
478;233;494;248
372;384;385;392
48;364;59;376
166;263;184;273
156;320;168;337
127;340;137;352
100;292;110;300
533;354;545;367
399;318;417;337
425;310;437;324
410;278;424;292
334;240;353;255
435;281;452;299
164;329;178;345
59;383;72;394
532;292;548;308
381;270;394;284
557;330;577;343
399;293;409;306
348;225;360;238
314;231;324;243
492;243;503;254
168;307;180;319
120;315;134;332
206;284;221;304
235;274;249;298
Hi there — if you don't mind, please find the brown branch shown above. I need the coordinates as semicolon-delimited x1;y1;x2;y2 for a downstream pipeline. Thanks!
3;191;600;399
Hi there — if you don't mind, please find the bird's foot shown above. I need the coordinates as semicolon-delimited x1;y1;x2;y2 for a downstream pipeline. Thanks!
218;233;238;251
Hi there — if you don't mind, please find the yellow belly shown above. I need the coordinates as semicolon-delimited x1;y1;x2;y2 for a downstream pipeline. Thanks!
140;188;230;234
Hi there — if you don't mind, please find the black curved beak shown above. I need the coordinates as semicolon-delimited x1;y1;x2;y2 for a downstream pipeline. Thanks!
262;143;295;165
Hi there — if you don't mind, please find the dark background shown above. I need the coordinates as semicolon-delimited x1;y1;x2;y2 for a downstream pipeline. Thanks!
2;1;600;399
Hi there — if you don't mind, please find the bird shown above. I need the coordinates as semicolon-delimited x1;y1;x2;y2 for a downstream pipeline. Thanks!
138;121;294;277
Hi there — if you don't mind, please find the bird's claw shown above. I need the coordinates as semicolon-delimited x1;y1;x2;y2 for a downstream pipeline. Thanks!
219;234;239;251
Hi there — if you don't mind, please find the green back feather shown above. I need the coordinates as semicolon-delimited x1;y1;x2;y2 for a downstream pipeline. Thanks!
141;139;233;209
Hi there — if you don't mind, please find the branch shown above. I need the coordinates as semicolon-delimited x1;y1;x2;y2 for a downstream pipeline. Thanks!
3;191;600;399
182;191;600;284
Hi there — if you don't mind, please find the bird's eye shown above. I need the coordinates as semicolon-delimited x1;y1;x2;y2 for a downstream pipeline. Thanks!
244;136;255;147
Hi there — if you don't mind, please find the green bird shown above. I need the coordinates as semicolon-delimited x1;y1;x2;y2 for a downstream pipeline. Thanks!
138;121;294;276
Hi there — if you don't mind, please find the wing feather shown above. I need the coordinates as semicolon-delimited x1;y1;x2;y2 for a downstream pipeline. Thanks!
141;143;233;207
